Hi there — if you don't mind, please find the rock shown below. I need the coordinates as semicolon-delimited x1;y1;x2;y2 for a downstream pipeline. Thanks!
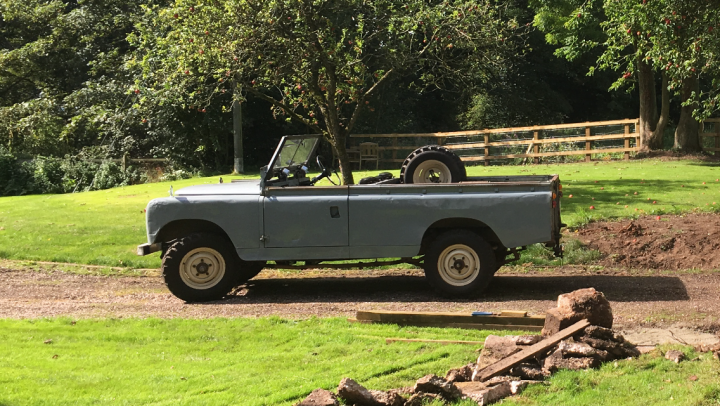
558;340;610;361
509;380;528;395
445;363;474;383
713;351;719;361
337;378;400;406
543;348;598;373
477;335;522;369
579;325;616;341
576;336;639;359
297;389;338;406
337;378;376;405
543;288;613;336
403;393;439;406
508;363;547;381
665;350;685;363
454;381;488;399
412;374;461;400
484;376;512;387
464;381;512;405
512;335;543;346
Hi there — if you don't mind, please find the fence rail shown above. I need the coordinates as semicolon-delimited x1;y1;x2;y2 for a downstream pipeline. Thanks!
350;118;640;166
701;118;720;153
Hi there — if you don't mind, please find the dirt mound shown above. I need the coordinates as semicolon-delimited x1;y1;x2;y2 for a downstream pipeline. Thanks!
576;213;720;270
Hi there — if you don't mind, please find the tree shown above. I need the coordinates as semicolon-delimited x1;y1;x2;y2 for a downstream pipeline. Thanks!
533;0;720;152
131;0;521;184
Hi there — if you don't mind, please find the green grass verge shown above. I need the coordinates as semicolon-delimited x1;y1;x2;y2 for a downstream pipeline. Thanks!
2;318;718;406
0;317;498;406
0;158;718;269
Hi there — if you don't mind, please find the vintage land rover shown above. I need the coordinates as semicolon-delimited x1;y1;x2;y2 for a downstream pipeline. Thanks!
138;135;563;302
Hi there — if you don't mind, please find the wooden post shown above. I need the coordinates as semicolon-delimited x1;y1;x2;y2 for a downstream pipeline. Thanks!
232;85;244;173
437;137;445;146
585;126;592;162
715;124;720;157
533;131;540;164
392;136;398;162
484;135;490;166
624;124;630;160
121;152;128;172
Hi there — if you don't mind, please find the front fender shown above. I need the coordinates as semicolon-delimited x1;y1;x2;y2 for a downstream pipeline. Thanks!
145;195;262;249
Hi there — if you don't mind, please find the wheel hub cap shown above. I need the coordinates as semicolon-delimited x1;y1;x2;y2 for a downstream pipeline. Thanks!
179;248;226;290
413;161;452;184
437;244;481;287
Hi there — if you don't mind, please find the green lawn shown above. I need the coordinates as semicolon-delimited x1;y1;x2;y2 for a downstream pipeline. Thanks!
1;318;718;406
0;158;718;268
0;317;494;406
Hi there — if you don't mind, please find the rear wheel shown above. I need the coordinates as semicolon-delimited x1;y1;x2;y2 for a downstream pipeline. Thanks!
424;230;496;297
162;233;241;302
400;146;466;184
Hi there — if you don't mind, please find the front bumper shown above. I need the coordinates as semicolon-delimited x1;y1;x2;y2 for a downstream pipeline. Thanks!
137;243;161;256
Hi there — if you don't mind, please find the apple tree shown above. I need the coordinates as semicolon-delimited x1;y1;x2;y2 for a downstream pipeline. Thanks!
130;0;521;184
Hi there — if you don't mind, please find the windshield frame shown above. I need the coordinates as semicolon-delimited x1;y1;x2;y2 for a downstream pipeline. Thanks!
263;135;321;184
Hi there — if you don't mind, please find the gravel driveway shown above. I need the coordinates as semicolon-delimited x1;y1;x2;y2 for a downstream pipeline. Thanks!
2;265;719;332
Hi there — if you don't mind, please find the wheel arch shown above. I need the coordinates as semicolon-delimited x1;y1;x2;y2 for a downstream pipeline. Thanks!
420;218;504;255
155;219;233;246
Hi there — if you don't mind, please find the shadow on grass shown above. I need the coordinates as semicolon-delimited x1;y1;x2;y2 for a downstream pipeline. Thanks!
219;274;689;304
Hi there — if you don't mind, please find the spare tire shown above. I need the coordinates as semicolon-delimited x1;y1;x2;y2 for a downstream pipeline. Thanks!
400;145;467;184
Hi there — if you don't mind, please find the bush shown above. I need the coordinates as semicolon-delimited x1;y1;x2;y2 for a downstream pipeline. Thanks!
0;148;150;196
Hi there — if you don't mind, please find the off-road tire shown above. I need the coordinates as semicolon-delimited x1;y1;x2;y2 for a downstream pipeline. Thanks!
400;145;466;184
424;230;496;297
162;233;241;302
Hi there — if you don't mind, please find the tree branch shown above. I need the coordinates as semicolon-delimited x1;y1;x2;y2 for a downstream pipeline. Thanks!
346;68;393;134
245;86;324;134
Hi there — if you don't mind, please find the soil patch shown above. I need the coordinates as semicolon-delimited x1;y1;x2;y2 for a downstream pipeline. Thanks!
576;213;720;270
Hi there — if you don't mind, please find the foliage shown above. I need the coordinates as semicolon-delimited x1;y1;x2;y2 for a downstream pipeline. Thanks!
0;147;143;196
0;317;491;406
131;0;523;184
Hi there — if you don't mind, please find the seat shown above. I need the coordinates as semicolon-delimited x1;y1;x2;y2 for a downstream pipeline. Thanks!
358;142;379;170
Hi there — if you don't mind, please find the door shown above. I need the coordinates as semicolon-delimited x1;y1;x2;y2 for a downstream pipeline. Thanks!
263;186;349;248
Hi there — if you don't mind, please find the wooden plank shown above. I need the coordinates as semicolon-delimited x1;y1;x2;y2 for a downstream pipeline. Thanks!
460;147;640;162
349;119;639;138
500;310;528;317
700;133;720;137
443;133;640;149
355;310;545;327
704;147;720;152
533;131;540;164
475;319;591;382
385;338;486;345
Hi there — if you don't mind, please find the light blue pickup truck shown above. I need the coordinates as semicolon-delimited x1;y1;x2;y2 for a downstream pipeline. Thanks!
138;135;564;302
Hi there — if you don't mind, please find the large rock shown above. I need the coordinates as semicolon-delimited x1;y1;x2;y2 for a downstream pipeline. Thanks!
576;336;640;359
337;378;403;406
445;363;474;383
297;389;338;406
543;288;613;336
412;374;461;400
465;381;512;405
558;340;610;362
508;363;547;381
542;348;599;373
471;335;523;381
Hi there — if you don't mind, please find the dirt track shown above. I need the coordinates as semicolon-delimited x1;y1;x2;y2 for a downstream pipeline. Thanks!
2;266;719;332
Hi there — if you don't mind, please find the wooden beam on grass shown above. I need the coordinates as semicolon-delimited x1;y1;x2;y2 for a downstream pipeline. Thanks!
385;338;486;345
475;319;591;382
354;310;545;331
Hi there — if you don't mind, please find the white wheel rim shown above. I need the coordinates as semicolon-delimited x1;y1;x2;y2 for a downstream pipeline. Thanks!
412;160;452;183
179;247;226;290
437;244;481;287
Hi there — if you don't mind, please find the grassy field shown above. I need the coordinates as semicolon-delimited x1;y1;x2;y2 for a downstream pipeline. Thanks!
0;158;718;268
1;317;718;406
0;317;495;406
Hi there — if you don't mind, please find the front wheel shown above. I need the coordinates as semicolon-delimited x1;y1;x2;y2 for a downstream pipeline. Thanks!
424;230;496;297
162;233;240;302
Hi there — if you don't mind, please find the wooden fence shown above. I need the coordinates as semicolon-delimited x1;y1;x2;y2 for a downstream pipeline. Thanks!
349;118;641;166
701;118;720;155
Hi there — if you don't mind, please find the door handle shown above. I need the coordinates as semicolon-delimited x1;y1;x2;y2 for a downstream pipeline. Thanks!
329;206;341;218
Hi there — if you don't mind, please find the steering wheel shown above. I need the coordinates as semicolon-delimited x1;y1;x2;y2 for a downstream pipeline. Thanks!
311;156;338;185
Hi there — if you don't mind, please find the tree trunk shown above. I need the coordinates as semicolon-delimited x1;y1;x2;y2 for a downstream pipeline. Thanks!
674;75;701;152
329;133;355;185
637;60;662;151
649;72;670;150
